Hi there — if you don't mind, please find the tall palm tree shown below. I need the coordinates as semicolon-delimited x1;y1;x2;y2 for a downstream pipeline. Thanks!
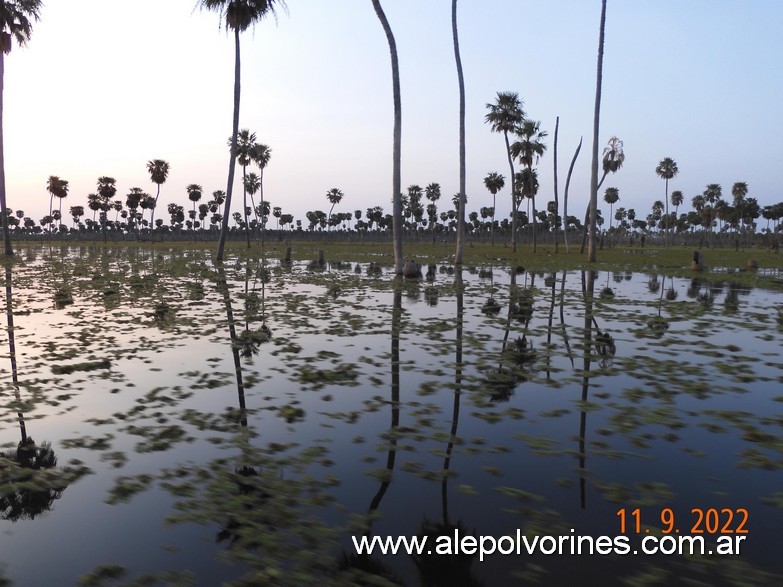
587;0;608;263
603;187;619;231
249;142;271;246
452;0;466;265
0;0;42;254
325;188;344;232
371;0;403;274
511;119;547;252
46;175;68;235
146;159;169;230
485;92;525;252
231;129;256;248
483;172;504;246
200;0;285;262
187;183;203;230
655;157;678;247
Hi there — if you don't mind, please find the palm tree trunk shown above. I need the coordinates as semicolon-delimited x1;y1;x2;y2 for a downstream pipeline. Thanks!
0;52;10;255
217;28;242;263
553;116;560;253
587;0;607;263
453;0;466;265
372;0;403;275
242;165;250;249
505;131;517;252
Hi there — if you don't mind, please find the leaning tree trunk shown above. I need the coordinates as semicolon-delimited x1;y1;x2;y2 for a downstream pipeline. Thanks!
217;28;242;263
563;137;583;254
505;131;517;252
0;51;12;255
587;0;607;263
453;0;466;265
372;0;403;275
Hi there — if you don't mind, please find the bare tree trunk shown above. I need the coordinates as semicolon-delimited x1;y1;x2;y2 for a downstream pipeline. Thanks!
372;0;404;274
587;0;607;263
563;137;583;253
453;0;466;265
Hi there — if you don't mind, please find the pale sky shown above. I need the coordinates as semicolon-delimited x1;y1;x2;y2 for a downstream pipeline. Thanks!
5;0;783;226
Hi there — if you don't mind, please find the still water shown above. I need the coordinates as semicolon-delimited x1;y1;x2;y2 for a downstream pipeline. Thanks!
0;246;781;586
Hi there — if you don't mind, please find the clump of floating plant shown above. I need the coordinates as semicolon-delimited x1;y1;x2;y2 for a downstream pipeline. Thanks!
298;363;359;389
53;288;73;309
481;297;501;316
278;404;305;424
51;359;111;375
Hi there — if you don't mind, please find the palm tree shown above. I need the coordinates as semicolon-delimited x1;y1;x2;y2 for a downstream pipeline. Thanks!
187;184;203;231
425;182;441;241
587;0;608;263
371;0;403;274
452;0;466;264
732;181;748;246
671;190;683;218
231;129;256;248
485;92;525;251
46;176;68;234
483;172;504;246
325;188;344;232
146;159;170;230
243;172;260;234
603;187;619;231
96;176;116;241
0;0;42;254
511;119;547;252
249;142;271;246
655;157;678;247
199;0;285;262
580;135;623;253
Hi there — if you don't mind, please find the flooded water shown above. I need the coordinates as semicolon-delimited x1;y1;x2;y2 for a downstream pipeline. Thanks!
1;246;781;586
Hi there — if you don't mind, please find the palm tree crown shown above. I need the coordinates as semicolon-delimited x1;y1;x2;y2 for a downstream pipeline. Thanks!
0;1;41;54
484;92;525;134
200;0;284;33
655;157;678;182
483;172;504;196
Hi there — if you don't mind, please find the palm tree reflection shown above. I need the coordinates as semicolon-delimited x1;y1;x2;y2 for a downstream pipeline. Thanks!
1;265;68;521
411;269;483;587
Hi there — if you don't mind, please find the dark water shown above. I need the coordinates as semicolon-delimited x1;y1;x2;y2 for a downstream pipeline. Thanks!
0;246;781;586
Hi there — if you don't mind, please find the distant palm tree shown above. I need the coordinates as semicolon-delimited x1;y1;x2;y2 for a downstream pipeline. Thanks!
371;0;403;274
249;142;271;245
483;172;504;246
655;157;678;246
0;0;42;254
232;129;256;248
199;0;286;262
96;177;116;241
46;176;68;234
146;159;170;230
485;92;525;251
243;172;260;233
603;187;619;231
325;187;344;233
187;184;203;231
511;119;547;252
580;136;623;253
